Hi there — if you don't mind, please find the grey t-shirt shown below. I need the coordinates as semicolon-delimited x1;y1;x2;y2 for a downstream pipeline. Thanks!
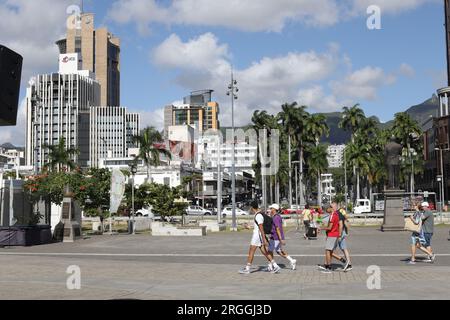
422;210;434;234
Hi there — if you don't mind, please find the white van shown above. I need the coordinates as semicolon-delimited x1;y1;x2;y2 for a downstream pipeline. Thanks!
353;199;371;214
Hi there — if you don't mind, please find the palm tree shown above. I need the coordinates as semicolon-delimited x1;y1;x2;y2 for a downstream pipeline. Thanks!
305;113;330;146
43;137;79;172
132;127;172;182
345;138;371;200
306;144;329;206
339;104;366;143
391;112;422;193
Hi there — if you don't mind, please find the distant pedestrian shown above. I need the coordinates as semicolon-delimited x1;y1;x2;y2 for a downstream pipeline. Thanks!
317;203;340;273
239;200;281;274
302;204;312;239
267;204;297;270
420;201;436;263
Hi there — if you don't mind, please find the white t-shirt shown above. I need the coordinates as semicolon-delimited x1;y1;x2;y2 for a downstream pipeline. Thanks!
253;212;264;236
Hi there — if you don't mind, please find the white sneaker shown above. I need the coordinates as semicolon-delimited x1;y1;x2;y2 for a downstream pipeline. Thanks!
290;259;297;270
271;265;281;273
239;268;251;274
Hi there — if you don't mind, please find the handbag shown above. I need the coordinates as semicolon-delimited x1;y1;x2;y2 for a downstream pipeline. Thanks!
404;217;421;233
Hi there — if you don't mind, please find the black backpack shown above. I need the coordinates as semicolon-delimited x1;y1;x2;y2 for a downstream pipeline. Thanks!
255;212;273;235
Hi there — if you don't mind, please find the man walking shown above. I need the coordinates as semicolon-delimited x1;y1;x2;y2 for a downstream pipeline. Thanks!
331;204;353;271
317;202;340;273
267;204;297;270
421;202;436;263
239;201;281;274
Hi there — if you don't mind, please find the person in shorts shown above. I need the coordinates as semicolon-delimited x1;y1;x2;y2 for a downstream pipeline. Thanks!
317;203;340;273
267;204;297;270
302;204;312;239
239;200;280;274
331;204;353;271
421;202;436;263
408;204;433;264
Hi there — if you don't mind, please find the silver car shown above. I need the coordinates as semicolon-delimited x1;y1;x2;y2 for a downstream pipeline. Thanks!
185;205;212;216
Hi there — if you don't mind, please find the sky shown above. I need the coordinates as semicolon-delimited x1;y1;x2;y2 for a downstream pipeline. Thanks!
0;0;448;146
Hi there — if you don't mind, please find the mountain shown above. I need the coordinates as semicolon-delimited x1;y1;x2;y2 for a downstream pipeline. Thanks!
320;95;439;145
0;143;16;149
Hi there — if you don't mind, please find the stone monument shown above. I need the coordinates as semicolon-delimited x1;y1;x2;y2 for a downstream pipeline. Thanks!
55;186;81;242
382;137;405;231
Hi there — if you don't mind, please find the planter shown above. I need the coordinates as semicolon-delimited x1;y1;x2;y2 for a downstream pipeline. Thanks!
151;222;206;236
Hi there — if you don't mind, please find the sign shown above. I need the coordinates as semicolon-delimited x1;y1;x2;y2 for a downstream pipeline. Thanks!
110;169;126;214
59;53;82;74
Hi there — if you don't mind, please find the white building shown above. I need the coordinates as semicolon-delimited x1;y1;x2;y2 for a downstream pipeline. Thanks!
26;53;100;170
197;135;257;175
90;106;140;167
327;144;346;168
167;125;195;165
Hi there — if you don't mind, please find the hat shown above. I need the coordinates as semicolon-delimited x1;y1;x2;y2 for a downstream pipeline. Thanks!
421;201;429;207
269;203;280;210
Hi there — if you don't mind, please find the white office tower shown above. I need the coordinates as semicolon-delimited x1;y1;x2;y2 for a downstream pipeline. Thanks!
327;144;346;168
90;107;140;167
26;53;100;170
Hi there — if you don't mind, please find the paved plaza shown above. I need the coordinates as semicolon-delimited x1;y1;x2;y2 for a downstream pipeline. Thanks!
1;226;450;300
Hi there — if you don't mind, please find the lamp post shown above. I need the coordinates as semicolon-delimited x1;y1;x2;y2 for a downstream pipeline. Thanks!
129;163;137;234
226;69;238;231
217;135;222;224
435;147;449;221
344;147;348;209
292;160;300;231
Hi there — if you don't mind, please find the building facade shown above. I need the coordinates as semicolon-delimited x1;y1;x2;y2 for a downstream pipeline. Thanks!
56;13;120;106
25;56;101;170
90;106;140;167
164;90;219;135
327;144;345;168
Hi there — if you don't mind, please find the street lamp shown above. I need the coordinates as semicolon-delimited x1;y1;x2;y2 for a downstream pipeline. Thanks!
128;163;138;234
226;69;238;231
435;147;449;221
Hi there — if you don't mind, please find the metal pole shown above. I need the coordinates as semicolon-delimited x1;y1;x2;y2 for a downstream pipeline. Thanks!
288;135;292;208
217;136;222;224
344;148;348;209
228;70;238;231
441;149;445;222
132;173;135;234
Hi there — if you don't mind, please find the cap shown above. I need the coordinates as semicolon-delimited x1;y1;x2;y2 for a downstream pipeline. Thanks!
421;201;429;207
269;203;280;210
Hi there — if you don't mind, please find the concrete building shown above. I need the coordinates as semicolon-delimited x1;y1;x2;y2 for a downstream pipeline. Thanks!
167;125;195;165
89;106;140;167
164;90;219;135
56;13;120;106
25;53;100;170
327;144;345;168
0;145;25;169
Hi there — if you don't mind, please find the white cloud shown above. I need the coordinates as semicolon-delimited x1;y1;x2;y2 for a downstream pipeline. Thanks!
398;63;415;77
0;0;72;85
349;0;438;15
108;0;438;33
331;66;396;100
0;98;27;146
108;0;341;33
133;108;165;131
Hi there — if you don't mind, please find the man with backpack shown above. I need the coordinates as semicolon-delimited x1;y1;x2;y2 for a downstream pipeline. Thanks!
317;201;340;273
239;200;281;274
267;204;297;270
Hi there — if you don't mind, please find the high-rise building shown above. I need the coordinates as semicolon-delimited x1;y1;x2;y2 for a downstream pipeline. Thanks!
56;13;120;107
90;106;140;168
25;53;101;170
164;90;219;135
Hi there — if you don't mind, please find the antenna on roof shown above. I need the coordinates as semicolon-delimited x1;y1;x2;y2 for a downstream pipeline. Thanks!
80;0;84;14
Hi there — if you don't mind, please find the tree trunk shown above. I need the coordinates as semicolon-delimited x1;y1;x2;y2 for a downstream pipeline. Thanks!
356;169;360;200
318;172;322;207
288;135;292;208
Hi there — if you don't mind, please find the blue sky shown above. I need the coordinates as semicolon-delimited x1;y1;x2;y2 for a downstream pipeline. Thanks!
0;0;447;145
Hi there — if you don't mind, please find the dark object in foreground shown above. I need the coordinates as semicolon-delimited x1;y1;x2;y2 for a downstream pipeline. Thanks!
0;225;52;246
0;44;23;126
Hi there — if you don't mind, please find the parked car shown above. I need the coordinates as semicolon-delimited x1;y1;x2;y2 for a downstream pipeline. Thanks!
281;205;302;215
135;207;162;221
221;207;248;217
353;199;371;214
185;205;212;216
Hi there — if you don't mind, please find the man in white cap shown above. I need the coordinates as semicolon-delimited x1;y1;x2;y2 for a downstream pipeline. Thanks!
420;201;436;262
267;203;297;270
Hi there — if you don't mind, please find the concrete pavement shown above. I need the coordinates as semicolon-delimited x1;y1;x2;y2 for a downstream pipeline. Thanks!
0;226;449;300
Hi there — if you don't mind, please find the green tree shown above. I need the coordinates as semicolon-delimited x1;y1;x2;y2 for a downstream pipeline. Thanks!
306;144;329;206
43;136;79;172
132;127;172;182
